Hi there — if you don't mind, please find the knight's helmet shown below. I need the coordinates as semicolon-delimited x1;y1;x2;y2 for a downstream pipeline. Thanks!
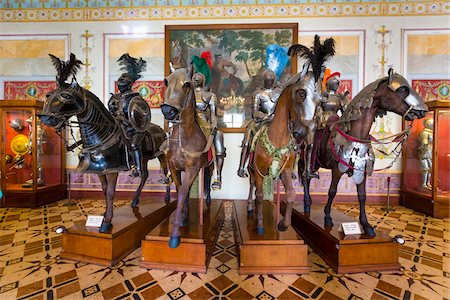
191;51;213;88
117;54;147;93
262;69;276;90
323;70;341;93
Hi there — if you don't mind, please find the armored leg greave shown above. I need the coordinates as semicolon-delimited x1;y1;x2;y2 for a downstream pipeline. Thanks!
130;133;145;178
212;130;225;190
237;129;252;178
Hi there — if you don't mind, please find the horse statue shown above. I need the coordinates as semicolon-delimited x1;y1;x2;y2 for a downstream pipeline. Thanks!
160;67;215;248
38;53;170;233
299;68;428;236
246;36;335;235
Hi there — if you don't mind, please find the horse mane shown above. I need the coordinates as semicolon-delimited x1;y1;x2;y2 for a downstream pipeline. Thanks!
49;53;83;85
340;77;388;132
288;35;335;82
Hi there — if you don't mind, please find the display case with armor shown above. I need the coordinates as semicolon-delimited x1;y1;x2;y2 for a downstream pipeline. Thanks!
0;100;66;207
401;100;450;218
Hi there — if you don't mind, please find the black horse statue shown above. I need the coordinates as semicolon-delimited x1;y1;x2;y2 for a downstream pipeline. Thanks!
39;53;170;232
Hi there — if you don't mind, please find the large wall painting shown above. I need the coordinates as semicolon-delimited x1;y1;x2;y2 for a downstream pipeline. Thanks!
165;23;298;132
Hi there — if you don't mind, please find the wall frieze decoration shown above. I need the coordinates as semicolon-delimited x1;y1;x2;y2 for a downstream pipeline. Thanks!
1;2;449;22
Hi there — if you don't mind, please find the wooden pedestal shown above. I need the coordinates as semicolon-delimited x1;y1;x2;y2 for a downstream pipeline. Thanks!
233;200;308;275
140;199;224;273
289;203;400;274
60;199;176;267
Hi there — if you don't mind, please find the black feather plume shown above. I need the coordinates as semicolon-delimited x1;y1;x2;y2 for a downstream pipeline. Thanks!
117;53;147;82
48;53;82;85
288;35;335;82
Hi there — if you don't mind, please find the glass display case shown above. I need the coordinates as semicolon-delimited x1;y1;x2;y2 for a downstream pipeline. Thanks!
401;100;450;218
0;100;67;207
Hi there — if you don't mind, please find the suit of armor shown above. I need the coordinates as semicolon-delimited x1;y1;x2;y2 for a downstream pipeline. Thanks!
108;73;149;177
193;72;226;190
419;118;433;190
23;116;46;187
318;75;348;128
237;69;281;178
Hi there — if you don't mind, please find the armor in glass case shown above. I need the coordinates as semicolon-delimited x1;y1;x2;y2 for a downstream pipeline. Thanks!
0;100;66;207
401;100;450;218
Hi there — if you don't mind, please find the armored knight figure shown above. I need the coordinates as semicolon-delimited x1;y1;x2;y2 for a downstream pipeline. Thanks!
192;70;226;190
419;118;433;190
237;69;282;178
23;116;47;187
108;54;151;178
318;72;349;129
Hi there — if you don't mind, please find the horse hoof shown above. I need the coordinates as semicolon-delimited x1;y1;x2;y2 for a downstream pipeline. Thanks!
256;226;265;235
278;221;288;231
169;236;180;248
247;209;254;216
324;217;333;227
131;198;139;208
99;222;112;233
364;226;376;237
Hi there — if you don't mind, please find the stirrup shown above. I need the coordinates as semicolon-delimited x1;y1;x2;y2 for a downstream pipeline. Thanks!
130;166;141;178
237;168;248;178
303;170;319;179
158;176;170;184
212;180;222;190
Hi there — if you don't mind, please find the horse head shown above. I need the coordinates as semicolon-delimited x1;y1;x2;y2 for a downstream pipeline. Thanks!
287;35;335;142
39;53;84;130
285;62;323;142
377;68;428;121
161;67;193;121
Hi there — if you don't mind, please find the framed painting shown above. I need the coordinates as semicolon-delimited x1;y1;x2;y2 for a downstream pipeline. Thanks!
165;23;298;132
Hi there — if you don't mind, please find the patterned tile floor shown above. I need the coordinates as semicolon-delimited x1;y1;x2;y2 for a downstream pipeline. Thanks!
0;199;449;300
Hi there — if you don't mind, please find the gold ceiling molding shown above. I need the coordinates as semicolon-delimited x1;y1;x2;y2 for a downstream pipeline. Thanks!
0;2;449;22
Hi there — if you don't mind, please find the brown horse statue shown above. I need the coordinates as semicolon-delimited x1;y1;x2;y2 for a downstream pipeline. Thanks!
247;36;335;234
249;61;323;234
39;54;170;233
299;68;428;236
160;67;215;248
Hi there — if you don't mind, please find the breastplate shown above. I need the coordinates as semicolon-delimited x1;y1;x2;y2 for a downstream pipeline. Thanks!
256;88;281;116
195;90;209;111
322;94;341;112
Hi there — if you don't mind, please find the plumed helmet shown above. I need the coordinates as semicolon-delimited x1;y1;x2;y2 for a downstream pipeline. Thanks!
326;72;341;92
192;55;211;85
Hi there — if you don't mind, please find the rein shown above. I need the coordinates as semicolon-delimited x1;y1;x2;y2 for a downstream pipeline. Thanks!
329;122;412;172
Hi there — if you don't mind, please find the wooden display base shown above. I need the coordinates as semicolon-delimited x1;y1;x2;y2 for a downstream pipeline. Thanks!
140;199;224;273
233;200;308;275
288;202;400;274
60;199;176;267
2;183;67;208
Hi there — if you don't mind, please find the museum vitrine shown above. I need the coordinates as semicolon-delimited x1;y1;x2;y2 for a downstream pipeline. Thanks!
401;100;450;218
0;100;67;207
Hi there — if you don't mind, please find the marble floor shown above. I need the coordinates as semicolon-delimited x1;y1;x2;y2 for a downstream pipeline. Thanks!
0;198;448;300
